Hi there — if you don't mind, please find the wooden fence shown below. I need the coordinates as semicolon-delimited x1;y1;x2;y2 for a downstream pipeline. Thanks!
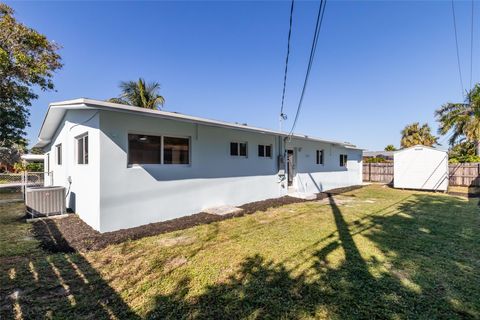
363;162;480;187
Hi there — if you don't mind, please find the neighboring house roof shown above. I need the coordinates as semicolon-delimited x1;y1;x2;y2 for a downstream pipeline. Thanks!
21;154;45;161
34;98;362;149
363;151;395;157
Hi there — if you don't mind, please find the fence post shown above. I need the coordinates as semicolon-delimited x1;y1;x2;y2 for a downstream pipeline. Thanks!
369;163;371;182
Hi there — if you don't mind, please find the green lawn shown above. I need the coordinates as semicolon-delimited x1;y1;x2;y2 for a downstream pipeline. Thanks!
1;185;479;319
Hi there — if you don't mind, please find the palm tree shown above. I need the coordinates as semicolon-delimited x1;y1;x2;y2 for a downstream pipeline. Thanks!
435;84;480;155
400;122;439;148
384;144;396;151
109;78;165;110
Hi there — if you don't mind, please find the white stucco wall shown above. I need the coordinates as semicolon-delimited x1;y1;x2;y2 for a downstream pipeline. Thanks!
44;110;101;230
98;110;284;232
285;139;363;193
394;146;448;191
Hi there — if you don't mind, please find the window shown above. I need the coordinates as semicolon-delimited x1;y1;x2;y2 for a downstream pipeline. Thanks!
46;153;50;172
163;136;190;164
316;150;324;165
230;142;247;157
258;144;272;158
128;134;161;165
340;154;348;167
76;134;88;164
56;144;62;165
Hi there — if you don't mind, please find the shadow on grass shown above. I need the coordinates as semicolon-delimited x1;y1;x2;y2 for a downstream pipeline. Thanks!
144;193;479;319
0;220;140;319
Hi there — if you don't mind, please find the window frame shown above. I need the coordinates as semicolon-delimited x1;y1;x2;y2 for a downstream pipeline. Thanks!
75;133;89;165
230;141;248;158
127;132;191;167
258;144;273;158
56;144;62;166
316;149;324;165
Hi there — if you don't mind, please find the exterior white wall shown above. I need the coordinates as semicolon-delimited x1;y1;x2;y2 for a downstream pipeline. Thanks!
394;146;449;191
286;139;363;193
43;110;101;230
98;111;284;232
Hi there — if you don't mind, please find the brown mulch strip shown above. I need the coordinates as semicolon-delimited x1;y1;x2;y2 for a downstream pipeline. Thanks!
31;185;363;253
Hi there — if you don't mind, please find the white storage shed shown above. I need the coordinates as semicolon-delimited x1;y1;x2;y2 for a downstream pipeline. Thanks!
394;145;449;191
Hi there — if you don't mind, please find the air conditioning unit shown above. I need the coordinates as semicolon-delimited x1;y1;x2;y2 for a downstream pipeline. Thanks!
25;186;66;218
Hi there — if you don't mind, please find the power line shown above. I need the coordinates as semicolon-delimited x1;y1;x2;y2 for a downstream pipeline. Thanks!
451;0;465;97
288;0;327;137
469;0;474;90
279;0;295;129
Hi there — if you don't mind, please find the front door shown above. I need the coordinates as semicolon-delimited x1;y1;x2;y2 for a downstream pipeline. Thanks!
287;150;294;186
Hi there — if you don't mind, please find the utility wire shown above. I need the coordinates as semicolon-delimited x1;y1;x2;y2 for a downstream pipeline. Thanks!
469;0;474;90
288;0;327;137
280;0;295;124
451;0;465;97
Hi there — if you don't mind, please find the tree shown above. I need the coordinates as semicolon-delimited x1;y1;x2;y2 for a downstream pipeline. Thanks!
0;141;25;172
0;4;62;148
448;141;480;163
435;84;480;155
400;122;439;148
384;145;396;151
109;78;165;110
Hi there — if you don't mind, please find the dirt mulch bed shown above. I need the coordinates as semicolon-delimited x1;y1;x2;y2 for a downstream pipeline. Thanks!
31;185;362;253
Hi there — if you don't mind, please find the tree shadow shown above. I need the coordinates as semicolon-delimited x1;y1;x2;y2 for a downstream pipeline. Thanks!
0;220;140;319
144;192;478;319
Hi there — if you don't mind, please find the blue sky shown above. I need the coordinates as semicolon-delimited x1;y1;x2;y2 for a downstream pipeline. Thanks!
7;0;480;150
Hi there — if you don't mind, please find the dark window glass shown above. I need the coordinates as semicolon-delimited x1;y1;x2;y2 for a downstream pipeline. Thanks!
230;142;238;156
317;150;324;165
128;134;161;165
164;137;190;164
56;144;62;165
239;143;247;156
265;145;271;158
77;137;84;164
258;145;264;157
84;135;88;164
339;154;347;167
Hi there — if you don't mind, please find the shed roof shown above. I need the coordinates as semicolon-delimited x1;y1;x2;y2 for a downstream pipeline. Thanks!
34;98;362;150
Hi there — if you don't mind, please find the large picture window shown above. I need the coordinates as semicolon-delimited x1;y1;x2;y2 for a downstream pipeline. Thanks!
128;134;161;165
76;134;88;165
163;137;190;164
128;134;190;165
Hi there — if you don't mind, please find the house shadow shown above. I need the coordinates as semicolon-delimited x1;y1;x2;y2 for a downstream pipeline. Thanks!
143;192;478;319
1;220;140;319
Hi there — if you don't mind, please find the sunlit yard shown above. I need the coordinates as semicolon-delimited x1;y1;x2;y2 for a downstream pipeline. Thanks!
1;185;479;319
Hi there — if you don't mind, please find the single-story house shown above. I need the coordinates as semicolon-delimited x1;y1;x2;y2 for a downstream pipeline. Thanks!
35;98;363;232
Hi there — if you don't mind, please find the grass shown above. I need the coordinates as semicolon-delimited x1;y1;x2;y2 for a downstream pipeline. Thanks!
1;185;479;319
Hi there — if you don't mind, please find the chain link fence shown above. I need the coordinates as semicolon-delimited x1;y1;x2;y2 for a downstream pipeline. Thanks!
0;172;52;201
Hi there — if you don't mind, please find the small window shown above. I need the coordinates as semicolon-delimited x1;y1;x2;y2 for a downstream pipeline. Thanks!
164;136;190;164
339;154;348;167
230;142;247;157
128;134;161;165
76;134;89;165
56;144;62;165
316;150;324;165
258;145;272;158
46;152;50;172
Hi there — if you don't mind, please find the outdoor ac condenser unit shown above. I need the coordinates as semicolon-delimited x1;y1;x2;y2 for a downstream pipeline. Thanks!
25;186;66;218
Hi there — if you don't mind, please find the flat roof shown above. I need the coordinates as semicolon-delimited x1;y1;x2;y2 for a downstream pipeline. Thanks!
35;98;362;149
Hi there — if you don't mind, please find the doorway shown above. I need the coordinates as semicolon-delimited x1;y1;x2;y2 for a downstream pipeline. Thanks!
287;149;295;187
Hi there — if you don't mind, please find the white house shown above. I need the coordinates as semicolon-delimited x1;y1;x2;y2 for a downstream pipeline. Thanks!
35;98;363;232
394;145;449;191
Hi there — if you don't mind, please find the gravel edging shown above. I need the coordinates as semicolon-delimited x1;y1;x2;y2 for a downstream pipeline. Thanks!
31;185;363;253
